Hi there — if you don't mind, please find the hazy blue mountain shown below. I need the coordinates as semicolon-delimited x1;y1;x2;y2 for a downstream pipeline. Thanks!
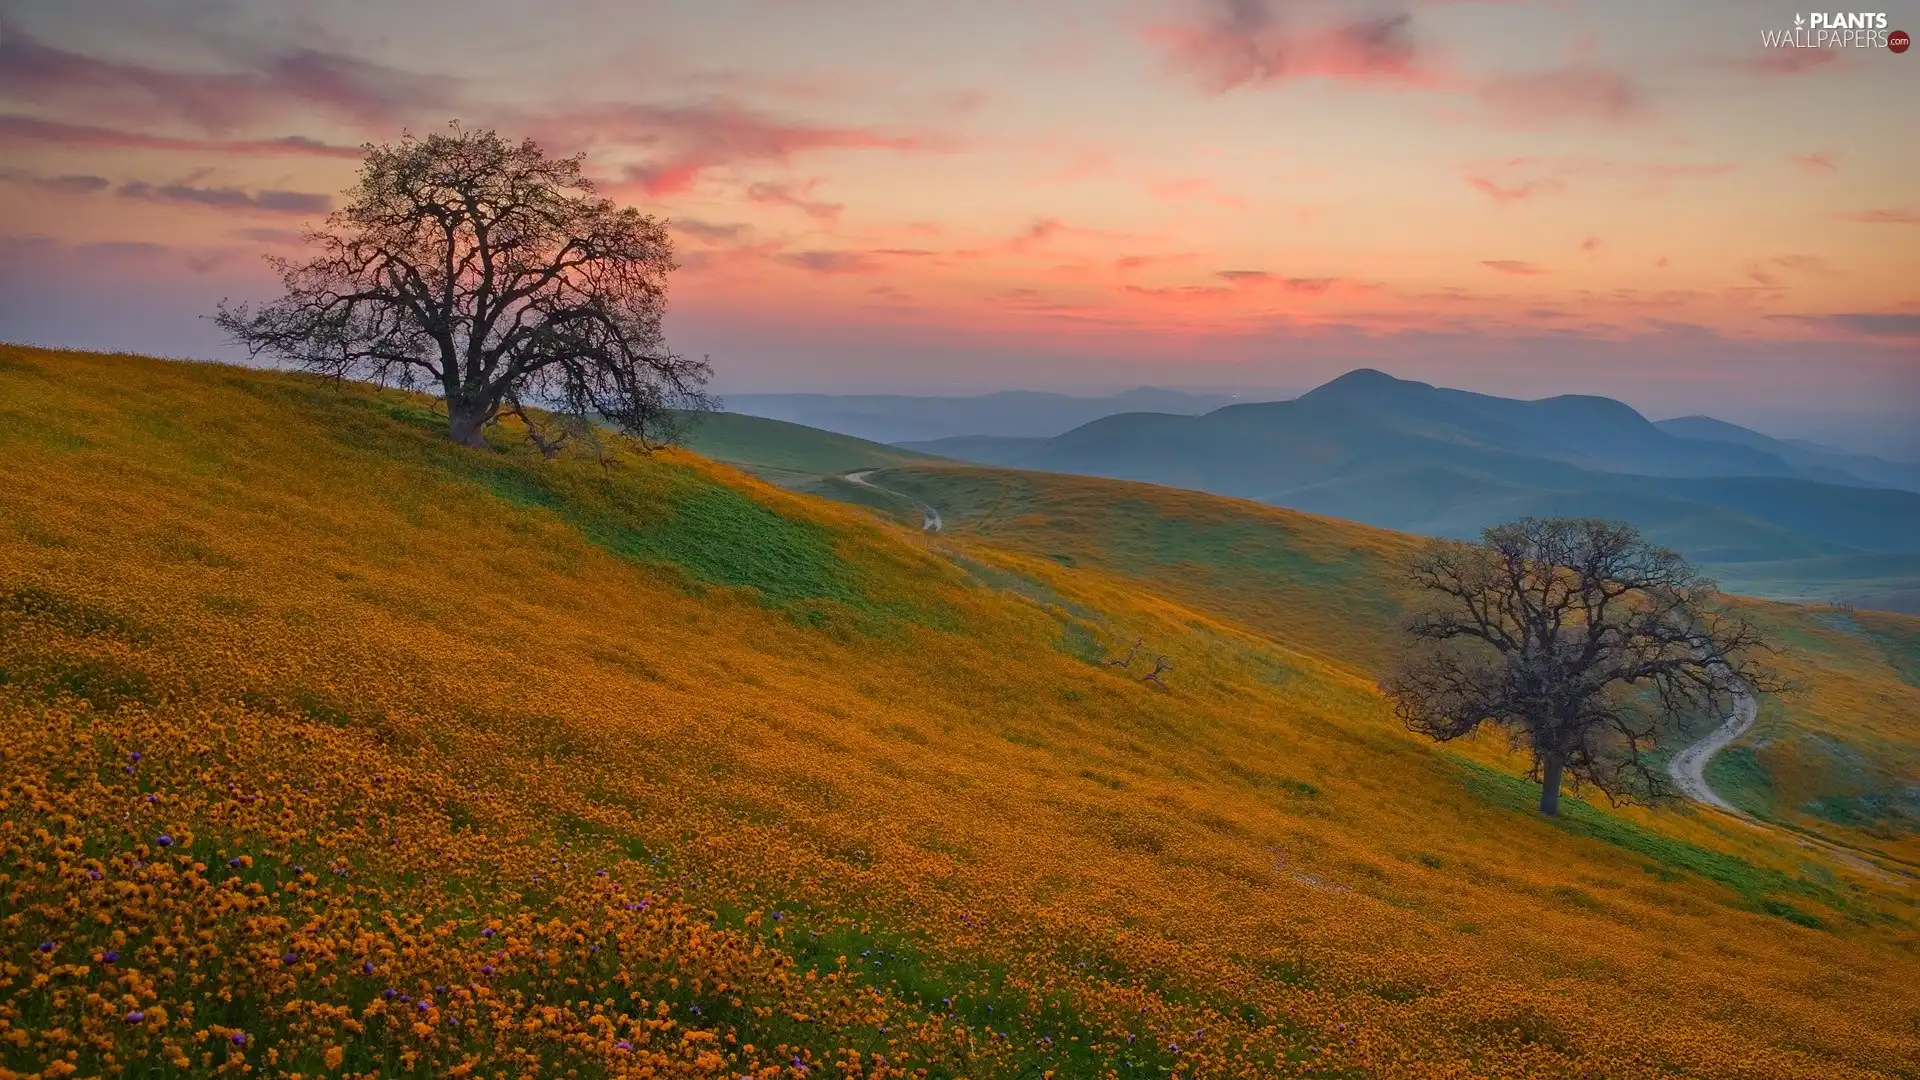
720;387;1266;443
1293;369;1801;479
902;370;1920;612
1655;414;1920;493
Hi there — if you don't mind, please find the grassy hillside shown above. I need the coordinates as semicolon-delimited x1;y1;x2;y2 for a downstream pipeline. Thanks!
680;410;943;478
675;410;945;525
866;462;1920;853
4;346;1919;1080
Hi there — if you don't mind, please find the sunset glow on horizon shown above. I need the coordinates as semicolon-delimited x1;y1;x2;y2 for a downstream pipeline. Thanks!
1;0;1915;422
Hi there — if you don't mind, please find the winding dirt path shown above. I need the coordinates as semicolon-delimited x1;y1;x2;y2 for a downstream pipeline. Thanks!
1669;689;1911;884
844;470;941;532
1668;690;1755;813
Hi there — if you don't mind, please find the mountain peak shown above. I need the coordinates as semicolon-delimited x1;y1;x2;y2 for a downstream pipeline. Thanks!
1301;368;1434;402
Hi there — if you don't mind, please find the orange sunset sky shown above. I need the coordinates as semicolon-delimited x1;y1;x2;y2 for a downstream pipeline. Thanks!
0;0;1915;426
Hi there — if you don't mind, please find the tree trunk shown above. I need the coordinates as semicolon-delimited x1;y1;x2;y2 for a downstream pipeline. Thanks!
1538;751;1565;816
447;401;490;449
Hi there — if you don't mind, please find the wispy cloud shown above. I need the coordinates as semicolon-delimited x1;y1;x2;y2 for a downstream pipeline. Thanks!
1476;63;1644;128
1146;0;1435;94
745;179;843;222
1483;259;1545;276
775;250;877;274
1466;174;1565;205
1787;151;1837;172
0;114;361;157
1;166;330;214
1833;209;1920;225
0;20;451;132
671;218;753;244
0;167;109;195
562;101;936;196
117;180;330;214
1774;313;1920;337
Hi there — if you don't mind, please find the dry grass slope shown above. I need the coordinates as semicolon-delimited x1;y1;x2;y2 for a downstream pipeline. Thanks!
1;346;1917;1080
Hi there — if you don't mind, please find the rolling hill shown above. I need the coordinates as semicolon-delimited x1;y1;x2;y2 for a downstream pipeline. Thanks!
1655;414;1920;494
4;345;1918;1080
722;386;1259;444
675;410;950;524
904;369;1920;613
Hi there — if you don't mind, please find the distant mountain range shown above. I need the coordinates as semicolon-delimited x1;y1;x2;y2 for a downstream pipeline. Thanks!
891;369;1920;612
720;387;1267;444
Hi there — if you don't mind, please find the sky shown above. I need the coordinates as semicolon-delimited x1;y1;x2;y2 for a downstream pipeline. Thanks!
0;0;1916;436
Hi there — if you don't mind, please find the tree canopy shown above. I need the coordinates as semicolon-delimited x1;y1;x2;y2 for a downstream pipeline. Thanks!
217;123;710;449
1381;517;1778;815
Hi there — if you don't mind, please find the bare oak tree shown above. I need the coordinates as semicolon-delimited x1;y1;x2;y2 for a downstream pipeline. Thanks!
1380;517;1777;816
216;123;711;449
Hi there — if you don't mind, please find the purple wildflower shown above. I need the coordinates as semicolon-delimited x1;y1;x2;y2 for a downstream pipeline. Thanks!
282;951;297;966
615;1040;633;1052
36;941;53;953
125;1010;145;1024
361;960;374;975
231;1032;248;1047
102;950;119;964
155;835;173;847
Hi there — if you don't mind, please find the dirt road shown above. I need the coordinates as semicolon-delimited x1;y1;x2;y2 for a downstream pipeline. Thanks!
1668;689;1911;884
1667;689;1755;812
844;470;941;532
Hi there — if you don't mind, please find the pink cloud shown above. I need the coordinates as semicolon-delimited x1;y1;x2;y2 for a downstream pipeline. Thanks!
745;179;842;221
1006;217;1114;254
1215;269;1271;283
0;114;361;157
572;102;935;197
1466;174;1565;205
671;219;753;245
1477;64;1644;127
1146;0;1436;94
0;20;450;133
1788;151;1837;172
0;166;330;214
776;250;877;274
1483;259;1545;276
116;180;330;215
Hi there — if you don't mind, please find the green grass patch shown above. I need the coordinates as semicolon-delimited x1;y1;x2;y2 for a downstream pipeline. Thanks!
708;902;1191;1080
674;410;941;476
1455;758;1849;926
1702;745;1779;819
